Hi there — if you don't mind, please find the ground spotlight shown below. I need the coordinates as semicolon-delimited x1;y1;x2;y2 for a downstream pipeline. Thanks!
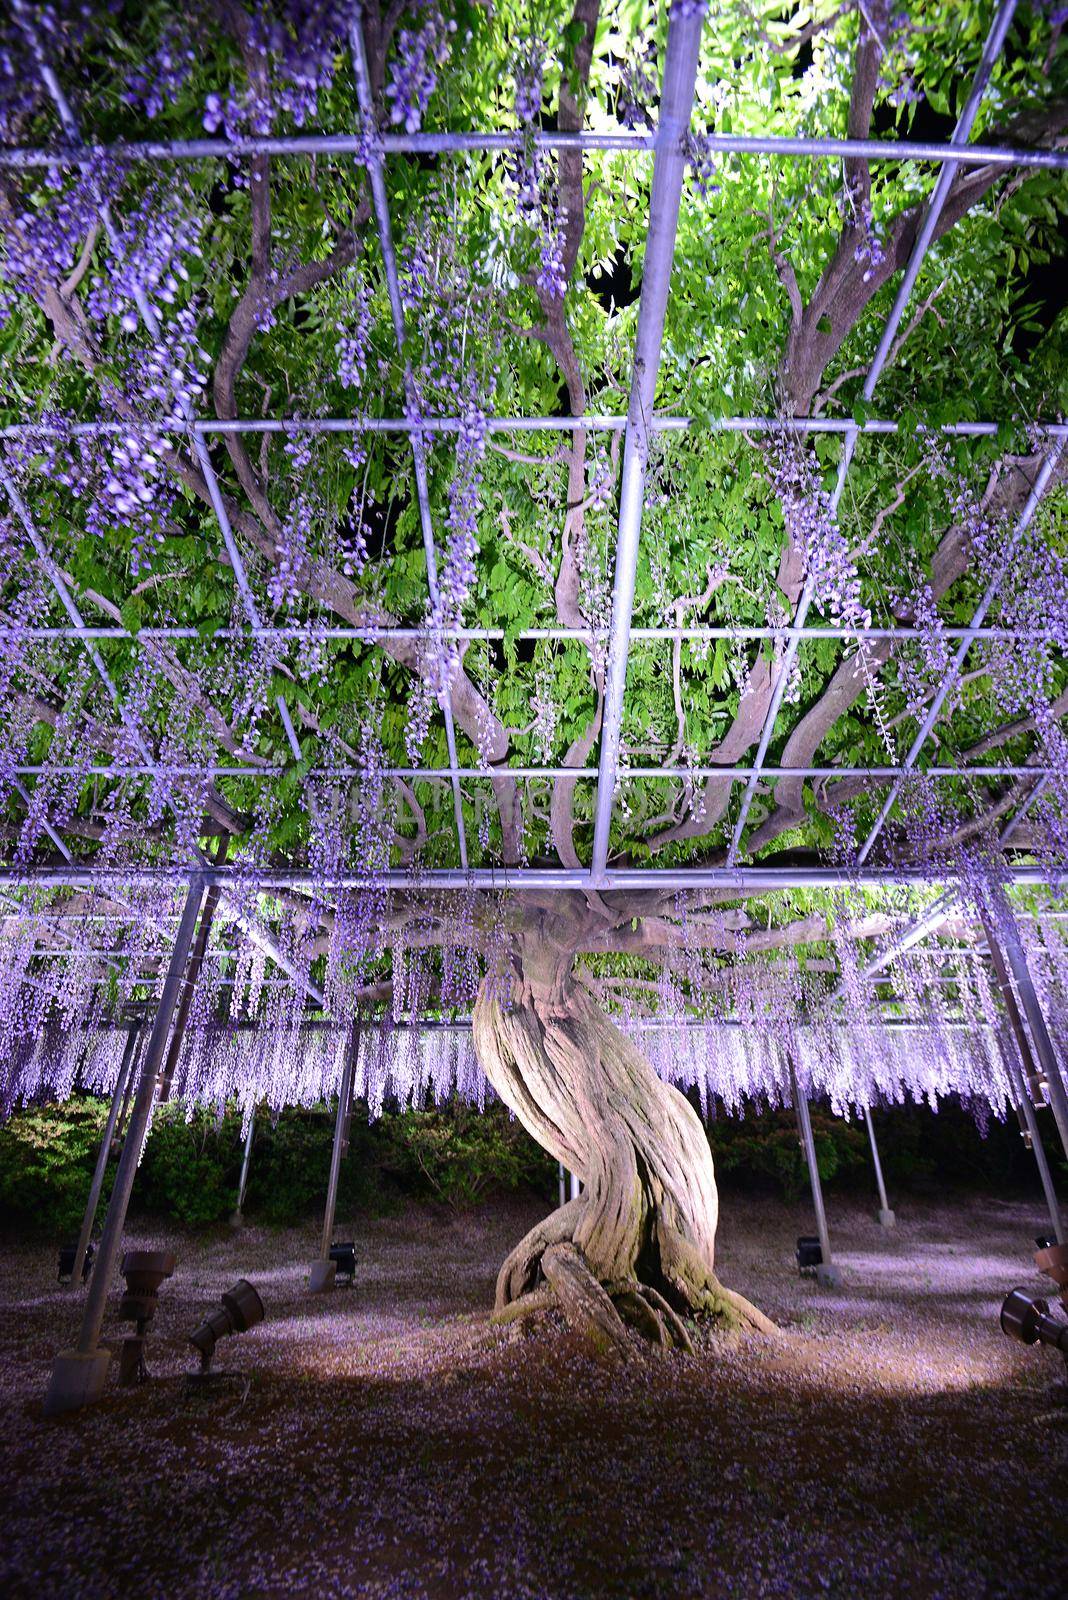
1035;1235;1056;1251
118;1249;176;1386
1034;1240;1068;1304
57;1241;94;1283
329;1241;356;1286
796;1236;823;1275
188;1279;264;1375
1000;1288;1068;1354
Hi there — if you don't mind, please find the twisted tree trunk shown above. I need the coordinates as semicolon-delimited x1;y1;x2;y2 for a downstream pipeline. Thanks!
472;921;774;1355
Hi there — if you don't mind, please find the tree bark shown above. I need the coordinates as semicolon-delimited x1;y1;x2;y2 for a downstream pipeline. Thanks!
472;918;774;1354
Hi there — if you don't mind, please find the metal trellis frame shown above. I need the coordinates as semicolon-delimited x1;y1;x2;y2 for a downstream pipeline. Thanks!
0;1;1061;899
590;5;705;881
726;0;1023;869
4;761;1057;781
349;11;468;870
0;865;1055;891
854;442;1064;863
0;414;1064;441
3;131;1067;172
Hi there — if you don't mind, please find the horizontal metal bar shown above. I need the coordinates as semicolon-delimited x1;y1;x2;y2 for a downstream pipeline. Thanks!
2;131;1066;170
0;865;1054;891
13;948;989;969
11;906;1061;927
7;762;1052;780
0;623;1054;644
2;414;1065;441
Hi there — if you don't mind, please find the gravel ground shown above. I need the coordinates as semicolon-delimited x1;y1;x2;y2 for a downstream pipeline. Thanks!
0;1193;1066;1600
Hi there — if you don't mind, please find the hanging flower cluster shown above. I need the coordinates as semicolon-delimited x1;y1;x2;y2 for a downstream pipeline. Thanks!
508;36;567;301
202;0;349;138
384;2;455;134
764;431;870;633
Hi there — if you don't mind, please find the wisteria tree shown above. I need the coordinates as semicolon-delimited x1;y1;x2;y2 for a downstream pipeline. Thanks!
0;0;1066;1350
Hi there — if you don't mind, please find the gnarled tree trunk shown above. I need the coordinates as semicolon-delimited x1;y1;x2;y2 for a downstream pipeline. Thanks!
472;920;774;1355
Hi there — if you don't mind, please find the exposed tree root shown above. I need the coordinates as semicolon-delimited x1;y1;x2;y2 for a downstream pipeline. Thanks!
541;1243;635;1360
489;1285;557;1328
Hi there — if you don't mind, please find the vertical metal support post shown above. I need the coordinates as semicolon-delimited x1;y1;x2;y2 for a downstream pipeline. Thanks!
590;5;705;881
310;1022;360;1291
569;1171;581;1203
44;878;206;1414
69;1022;142;1287
557;1161;566;1209
231;1108;256;1228
348;12;468;870
158;878;221;1099
862;1105;895;1227
793;1073;839;1287
983;908;1068;1162
997;1027;1064;1244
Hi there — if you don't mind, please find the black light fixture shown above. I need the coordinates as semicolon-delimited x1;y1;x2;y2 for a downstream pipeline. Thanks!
796;1235;823;1275
1000;1289;1068;1354
188;1279;265;1375
328;1242;356;1286
57;1241;95;1283
118;1249;176;1386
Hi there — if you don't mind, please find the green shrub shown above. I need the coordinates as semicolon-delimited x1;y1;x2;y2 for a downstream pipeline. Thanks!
375;1102;556;1210
706;1107;869;1200
245;1107;337;1223
0;1096;113;1235
136;1103;245;1226
0;1090;1059;1235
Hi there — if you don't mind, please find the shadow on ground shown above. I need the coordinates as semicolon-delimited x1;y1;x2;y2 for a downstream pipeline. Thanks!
0;1195;1066;1599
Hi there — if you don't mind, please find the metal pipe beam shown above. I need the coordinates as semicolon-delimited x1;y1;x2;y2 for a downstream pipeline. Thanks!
43;877;205;1414
997;1025;1064;1244
6;760;1053;780
591;4;704;881
793;1072;839;1287
68;1022;142;1288
864;0;1020;387
983;903;1068;1162
0;623;1059;644
2;415;1065;442
311;1021;360;1288
1;864;1055;892
157;882;221;1098
232;1109;256;1225
862;1105;895;1227
349;11;467;870
3;131;1066;171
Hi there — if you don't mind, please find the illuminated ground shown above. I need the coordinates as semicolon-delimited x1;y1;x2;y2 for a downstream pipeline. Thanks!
0;1194;1066;1599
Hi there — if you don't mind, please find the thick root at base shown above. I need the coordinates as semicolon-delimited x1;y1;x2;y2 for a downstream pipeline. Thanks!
541;1243;634;1360
490;1232;775;1357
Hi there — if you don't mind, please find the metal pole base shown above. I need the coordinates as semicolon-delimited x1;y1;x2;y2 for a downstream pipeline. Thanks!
43;1347;110;1415
228;1210;245;1230
814;1264;841;1288
307;1259;336;1293
878;1209;897;1229
117;1336;148;1387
